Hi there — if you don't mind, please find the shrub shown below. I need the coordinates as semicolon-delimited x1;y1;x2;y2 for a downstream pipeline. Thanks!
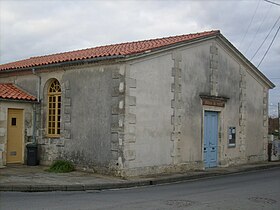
47;160;75;173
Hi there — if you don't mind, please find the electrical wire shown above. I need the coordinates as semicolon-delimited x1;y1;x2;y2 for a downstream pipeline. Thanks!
264;0;280;7
245;4;272;54
240;0;261;47
250;15;280;60
257;25;280;67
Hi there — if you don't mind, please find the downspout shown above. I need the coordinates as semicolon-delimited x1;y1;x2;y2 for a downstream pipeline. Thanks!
32;68;41;144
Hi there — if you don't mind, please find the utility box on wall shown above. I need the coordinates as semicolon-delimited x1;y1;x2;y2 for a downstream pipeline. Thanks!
228;127;236;148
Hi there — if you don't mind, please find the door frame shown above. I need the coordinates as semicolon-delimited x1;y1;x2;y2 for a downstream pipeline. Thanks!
203;111;218;168
6;108;25;164
202;106;223;169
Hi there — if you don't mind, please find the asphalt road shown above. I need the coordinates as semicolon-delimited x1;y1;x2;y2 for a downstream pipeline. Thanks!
1;167;280;210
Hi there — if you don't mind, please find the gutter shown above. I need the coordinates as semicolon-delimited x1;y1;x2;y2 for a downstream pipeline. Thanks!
0;98;39;104
0;55;125;74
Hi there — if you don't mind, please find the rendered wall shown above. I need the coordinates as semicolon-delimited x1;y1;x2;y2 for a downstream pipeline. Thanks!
123;39;269;176
124;53;174;175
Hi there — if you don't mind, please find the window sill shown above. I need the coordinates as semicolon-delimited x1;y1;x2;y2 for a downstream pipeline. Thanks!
45;135;61;139
228;144;236;148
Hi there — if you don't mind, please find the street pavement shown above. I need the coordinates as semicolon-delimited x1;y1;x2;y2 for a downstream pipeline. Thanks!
0;161;279;192
1;167;280;210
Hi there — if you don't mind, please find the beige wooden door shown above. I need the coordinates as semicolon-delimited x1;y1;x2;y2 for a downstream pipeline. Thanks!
7;109;24;163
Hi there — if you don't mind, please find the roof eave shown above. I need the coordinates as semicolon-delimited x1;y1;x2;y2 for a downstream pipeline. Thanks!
124;34;219;61
0;55;126;73
0;98;39;104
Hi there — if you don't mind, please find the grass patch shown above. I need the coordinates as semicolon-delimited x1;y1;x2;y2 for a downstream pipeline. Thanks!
47;160;75;173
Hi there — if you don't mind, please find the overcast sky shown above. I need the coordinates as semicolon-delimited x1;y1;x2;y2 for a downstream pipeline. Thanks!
0;0;279;116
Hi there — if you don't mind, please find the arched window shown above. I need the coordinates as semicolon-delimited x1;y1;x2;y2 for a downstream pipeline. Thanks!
47;79;61;137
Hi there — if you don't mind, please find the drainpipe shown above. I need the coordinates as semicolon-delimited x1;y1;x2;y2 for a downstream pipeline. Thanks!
32;68;41;144
32;103;37;144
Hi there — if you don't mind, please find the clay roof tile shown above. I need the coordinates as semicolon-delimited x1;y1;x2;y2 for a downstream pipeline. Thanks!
0;30;220;71
0;83;37;101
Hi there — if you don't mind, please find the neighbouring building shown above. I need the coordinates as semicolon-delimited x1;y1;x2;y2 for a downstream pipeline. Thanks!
268;117;279;135
0;30;274;176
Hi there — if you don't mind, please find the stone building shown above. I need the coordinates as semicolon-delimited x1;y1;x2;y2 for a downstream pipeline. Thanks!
0;30;274;176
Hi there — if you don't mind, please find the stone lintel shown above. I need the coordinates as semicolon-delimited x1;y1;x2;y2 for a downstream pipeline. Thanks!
200;95;228;107
127;78;136;88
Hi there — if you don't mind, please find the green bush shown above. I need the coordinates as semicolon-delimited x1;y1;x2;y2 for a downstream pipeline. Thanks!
47;160;75;173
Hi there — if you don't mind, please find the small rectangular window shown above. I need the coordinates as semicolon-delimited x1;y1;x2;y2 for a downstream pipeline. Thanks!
11;118;16;126
228;127;236;147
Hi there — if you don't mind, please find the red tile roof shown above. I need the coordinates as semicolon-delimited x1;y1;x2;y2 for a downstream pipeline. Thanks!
0;83;37;101
0;30;220;71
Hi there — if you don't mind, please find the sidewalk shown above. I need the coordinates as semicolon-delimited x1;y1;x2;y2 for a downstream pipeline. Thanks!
1;161;280;192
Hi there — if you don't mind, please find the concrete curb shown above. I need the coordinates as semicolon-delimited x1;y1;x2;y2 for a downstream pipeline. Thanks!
1;163;280;192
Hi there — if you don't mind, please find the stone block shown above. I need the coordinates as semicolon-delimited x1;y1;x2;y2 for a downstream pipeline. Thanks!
111;151;119;160
171;83;182;93
64;122;71;130
0;128;5;137
111;142;119;151
118;115;124;127
112;86;119;97
0;111;5;121
64;114;71;122
171;99;182;109
210;54;218;61
65;89;71;98
128;78;136;88
0;136;5;144
127;113;136;124
111;105;119;115
126;133;136;143
64;105;71;114
64;129;71;139
128;124;136;134
127;96;136;106
171;115;181;125
171;115;174;125
111;132;118;143
119;67;125;76
0;144;4;152
112;69;120;79
210;60;218;69
64;98;71;106
210;45;218;55
26;127;32;136
119;100;124;109
171;132;177;141
171;83;175;92
111;123;120;132
112;115;119;124
56;139;65;146
172;51;182;61
124;150;136;161
64;80;70;90
119;82;125;93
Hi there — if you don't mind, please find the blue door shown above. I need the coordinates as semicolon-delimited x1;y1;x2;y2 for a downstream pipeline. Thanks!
204;111;218;168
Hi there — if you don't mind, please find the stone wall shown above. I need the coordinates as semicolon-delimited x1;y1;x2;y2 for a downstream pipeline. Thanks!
0;101;34;166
